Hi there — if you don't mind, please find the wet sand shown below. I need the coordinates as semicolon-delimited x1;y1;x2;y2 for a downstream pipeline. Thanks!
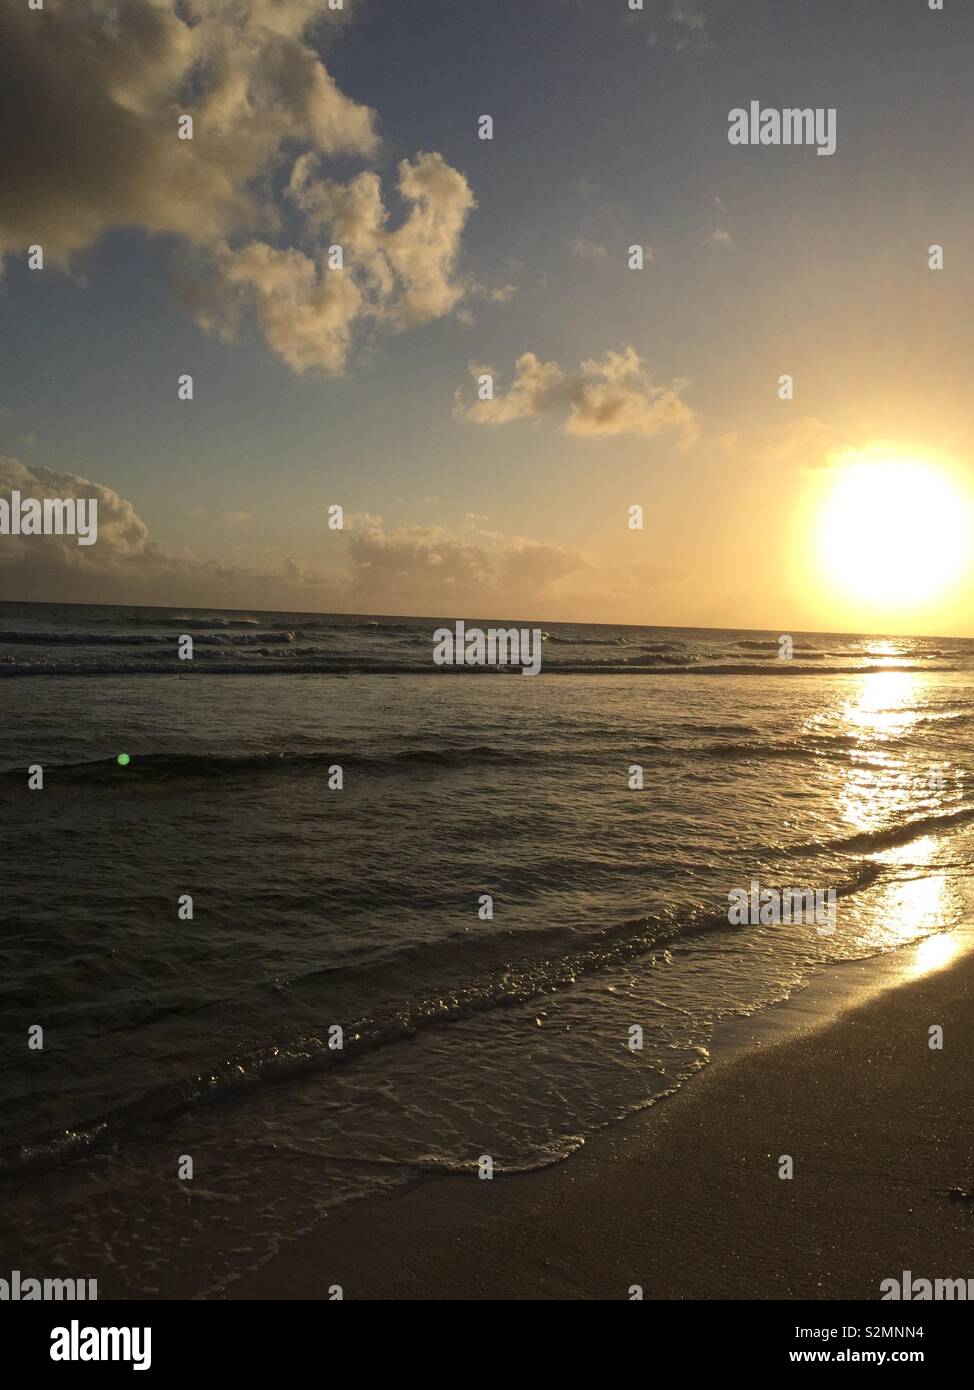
227;937;974;1300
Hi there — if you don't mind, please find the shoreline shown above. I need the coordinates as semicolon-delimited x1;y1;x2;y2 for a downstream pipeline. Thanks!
224;931;974;1300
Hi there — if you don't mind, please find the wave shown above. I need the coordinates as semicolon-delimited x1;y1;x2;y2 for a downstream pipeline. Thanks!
0;659;434;678
915;711;974;729
720;649;826;661
1;745;522;786
781;803;974;858
699;740;820;762
626;652;700;667
654;662;956;677
0;630;176;646
0;860;884;1184
546;634;631;647
735;639;817;651
674;722;761;736
118;615;262;628
0;659;959;679
6;731;890;785
0;628;299;647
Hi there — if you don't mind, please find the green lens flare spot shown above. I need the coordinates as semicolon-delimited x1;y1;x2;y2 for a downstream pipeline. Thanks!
117;753;131;766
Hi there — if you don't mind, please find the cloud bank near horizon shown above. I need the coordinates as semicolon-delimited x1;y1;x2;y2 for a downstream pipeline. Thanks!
0;455;640;616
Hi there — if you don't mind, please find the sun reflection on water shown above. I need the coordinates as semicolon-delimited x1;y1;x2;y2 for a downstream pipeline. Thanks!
836;671;928;834
827;672;963;951
842;669;922;735
880;868;948;943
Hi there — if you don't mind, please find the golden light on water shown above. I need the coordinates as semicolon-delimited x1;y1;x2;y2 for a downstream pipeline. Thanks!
825;673;963;956
835;670;924;834
882;859;948;943
842;669;920;733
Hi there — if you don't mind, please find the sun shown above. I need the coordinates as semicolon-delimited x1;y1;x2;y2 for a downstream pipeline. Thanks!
814;449;971;613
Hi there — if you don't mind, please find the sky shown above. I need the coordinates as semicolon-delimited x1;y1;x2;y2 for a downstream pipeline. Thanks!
1;0;973;634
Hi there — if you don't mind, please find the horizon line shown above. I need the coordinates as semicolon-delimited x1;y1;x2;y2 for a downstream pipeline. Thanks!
0;597;968;645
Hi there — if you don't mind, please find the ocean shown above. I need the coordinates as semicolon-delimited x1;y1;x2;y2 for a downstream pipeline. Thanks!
1;600;972;1296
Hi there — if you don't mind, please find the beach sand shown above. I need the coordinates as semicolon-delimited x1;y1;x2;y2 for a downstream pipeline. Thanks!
227;937;974;1300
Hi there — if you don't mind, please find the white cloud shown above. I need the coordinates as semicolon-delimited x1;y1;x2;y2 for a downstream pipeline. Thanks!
457;352;566;427
457;346;698;445
1;456;150;571
186;149;479;374
189;239;365;376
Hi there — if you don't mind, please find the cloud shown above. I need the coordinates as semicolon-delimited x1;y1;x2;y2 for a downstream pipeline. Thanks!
481;283;519;304
457;346;698;445
187;238;365;376
0;457;591;612
670;0;708;41
457;352;566;427
185;149;479;373
342;514;591;607
638;0;709;52
568;238;607;261
707;228;732;251
1;2;481;374
189;150;478;373
1;456;150;571
0;1;374;264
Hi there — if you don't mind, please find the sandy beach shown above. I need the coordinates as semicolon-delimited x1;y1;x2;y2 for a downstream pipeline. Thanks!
228;936;974;1300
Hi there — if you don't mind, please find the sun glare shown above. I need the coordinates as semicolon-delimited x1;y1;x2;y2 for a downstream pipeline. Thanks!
815;451;970;613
